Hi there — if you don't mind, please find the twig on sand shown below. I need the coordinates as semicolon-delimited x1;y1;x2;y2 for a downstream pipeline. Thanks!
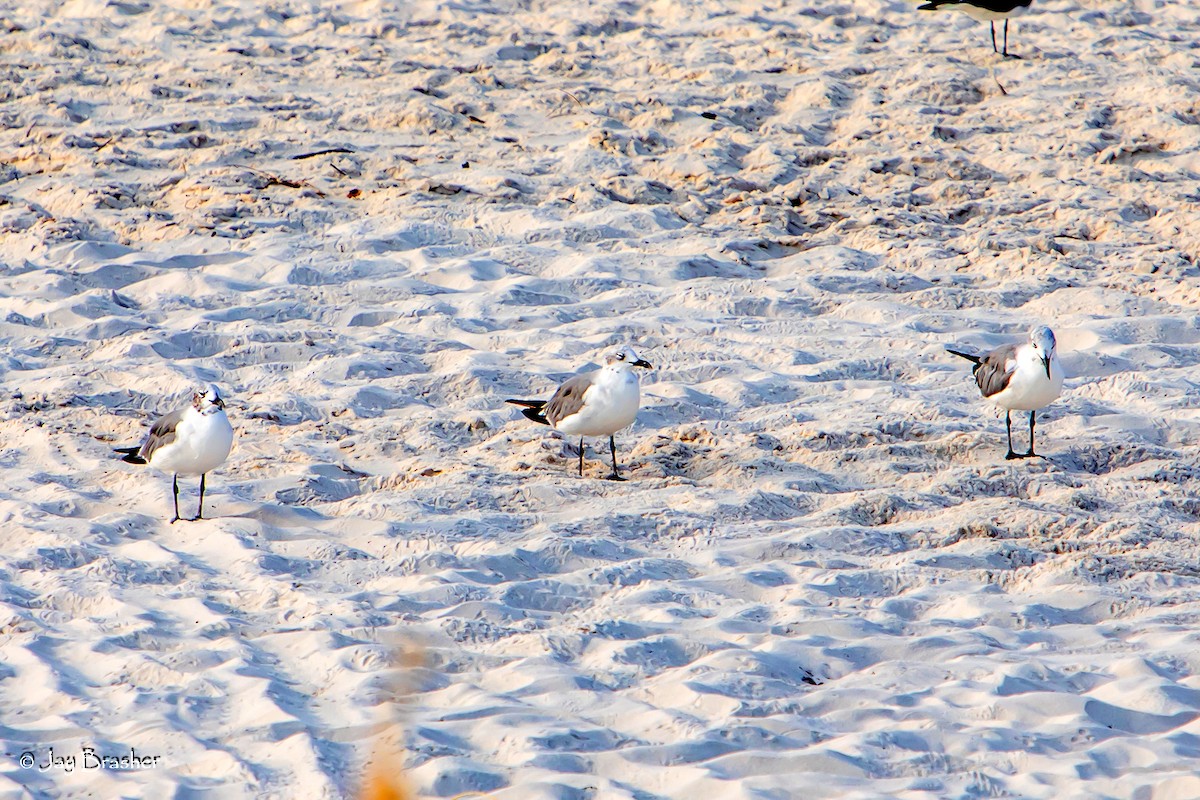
234;165;324;194
262;174;305;189
993;75;1008;97
562;90;586;109
291;147;354;160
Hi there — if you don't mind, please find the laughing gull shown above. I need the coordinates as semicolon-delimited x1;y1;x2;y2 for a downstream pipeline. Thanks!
917;0;1032;57
507;346;652;480
115;384;235;522
948;326;1064;460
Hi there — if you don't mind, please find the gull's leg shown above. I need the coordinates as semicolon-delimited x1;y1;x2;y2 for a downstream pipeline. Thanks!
170;474;181;524
196;473;206;520
1027;411;1038;458
1001;20;1021;58
579;438;585;477
1004;411;1019;460
606;435;626;481
991;21;998;54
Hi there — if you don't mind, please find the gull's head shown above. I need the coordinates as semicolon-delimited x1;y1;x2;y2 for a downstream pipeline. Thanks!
1028;326;1056;378
193;384;226;413
606;346;653;370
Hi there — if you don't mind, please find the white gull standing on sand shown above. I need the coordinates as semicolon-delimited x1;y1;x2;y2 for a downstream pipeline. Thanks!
507;346;653;481
115;384;235;522
917;0;1033;57
947;326;1064;460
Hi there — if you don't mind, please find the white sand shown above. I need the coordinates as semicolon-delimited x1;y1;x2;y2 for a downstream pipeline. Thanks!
2;0;1200;797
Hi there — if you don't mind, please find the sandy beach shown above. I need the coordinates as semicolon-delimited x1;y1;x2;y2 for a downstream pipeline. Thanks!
2;0;1200;797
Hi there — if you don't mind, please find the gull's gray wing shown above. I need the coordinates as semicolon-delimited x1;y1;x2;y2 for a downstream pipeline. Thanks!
973;343;1018;398
138;407;184;461
543;372;595;427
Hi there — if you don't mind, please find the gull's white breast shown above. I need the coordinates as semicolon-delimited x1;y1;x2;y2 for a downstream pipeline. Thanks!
151;409;234;475
991;354;1064;411
941;2;1028;22
554;369;641;437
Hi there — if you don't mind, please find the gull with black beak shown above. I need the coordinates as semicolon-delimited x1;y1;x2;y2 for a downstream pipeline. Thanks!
115;384;235;522
507;346;653;480
947;326;1064;460
917;0;1032;58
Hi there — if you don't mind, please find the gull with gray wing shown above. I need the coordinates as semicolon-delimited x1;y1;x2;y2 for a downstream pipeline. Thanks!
948;326;1064;460
507;346;652;480
115;384;235;522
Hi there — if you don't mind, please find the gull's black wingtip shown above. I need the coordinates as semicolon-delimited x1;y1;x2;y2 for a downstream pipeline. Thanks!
520;408;550;425
114;446;147;465
505;399;550;426
945;347;982;365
